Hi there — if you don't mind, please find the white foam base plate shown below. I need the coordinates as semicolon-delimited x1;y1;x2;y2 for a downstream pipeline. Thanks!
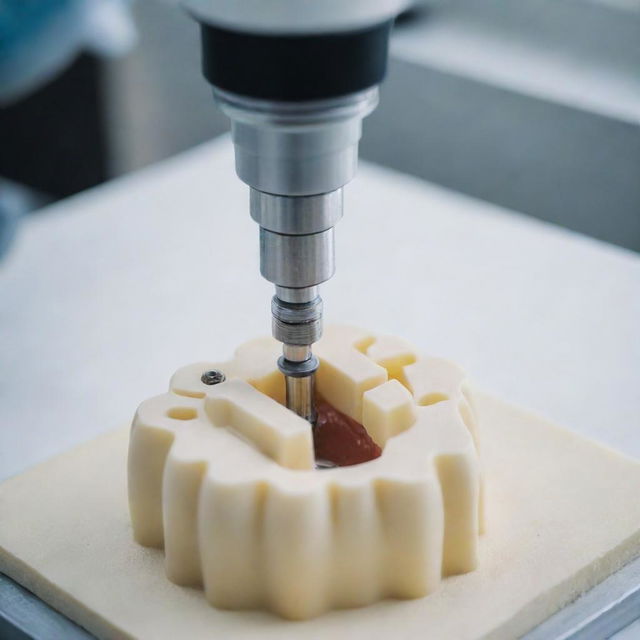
1;393;639;640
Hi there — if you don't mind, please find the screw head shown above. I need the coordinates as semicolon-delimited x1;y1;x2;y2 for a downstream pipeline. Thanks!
201;369;226;385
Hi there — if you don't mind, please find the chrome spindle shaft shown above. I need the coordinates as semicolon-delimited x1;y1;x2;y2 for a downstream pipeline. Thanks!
284;371;316;425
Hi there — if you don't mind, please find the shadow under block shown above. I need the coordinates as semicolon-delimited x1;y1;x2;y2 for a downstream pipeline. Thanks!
1;390;640;638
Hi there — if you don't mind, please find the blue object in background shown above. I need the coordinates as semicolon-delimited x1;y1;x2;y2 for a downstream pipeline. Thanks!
0;0;136;258
0;0;136;104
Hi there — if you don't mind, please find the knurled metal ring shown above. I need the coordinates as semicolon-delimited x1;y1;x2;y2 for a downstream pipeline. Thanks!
271;296;322;324
272;317;322;346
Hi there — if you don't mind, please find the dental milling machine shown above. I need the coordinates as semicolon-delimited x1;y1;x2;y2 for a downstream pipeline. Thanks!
183;0;410;425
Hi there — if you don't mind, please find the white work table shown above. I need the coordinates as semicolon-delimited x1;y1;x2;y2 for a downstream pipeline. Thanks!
1;136;639;482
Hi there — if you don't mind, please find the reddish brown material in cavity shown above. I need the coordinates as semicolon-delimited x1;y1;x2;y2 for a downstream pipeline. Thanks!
313;400;382;467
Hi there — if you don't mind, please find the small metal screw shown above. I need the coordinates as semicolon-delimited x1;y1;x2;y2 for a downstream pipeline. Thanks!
201;369;226;385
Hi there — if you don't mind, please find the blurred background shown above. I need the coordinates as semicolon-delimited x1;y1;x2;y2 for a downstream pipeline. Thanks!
1;0;639;256
2;6;639;635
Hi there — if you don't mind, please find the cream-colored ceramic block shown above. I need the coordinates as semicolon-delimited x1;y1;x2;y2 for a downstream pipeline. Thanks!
362;379;416;447
128;325;481;620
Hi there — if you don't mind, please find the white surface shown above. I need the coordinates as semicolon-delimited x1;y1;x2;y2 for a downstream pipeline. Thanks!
1;136;639;480
392;1;640;124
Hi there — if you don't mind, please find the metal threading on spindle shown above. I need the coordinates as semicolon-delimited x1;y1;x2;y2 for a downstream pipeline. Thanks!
271;294;323;425
201;369;226;385
271;295;323;347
